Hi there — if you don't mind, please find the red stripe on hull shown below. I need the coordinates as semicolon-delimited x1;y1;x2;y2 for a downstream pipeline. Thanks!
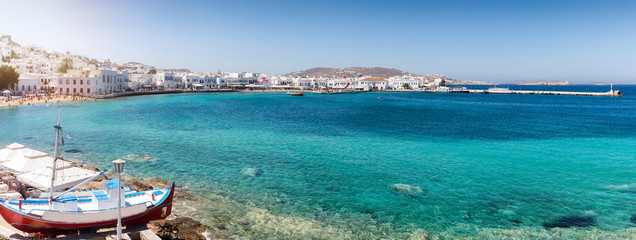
0;184;174;234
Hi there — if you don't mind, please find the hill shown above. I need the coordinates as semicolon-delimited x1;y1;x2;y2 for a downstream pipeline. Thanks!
285;67;417;78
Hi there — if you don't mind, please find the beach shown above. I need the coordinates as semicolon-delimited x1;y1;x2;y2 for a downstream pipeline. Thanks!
0;94;93;109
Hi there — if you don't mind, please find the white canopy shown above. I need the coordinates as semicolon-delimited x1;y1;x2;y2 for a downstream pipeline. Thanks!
2;90;10;94
17;166;100;191
6;143;24;150
0;143;32;163
1;155;72;174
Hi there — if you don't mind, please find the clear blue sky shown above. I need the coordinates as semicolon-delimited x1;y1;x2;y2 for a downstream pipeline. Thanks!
1;0;635;83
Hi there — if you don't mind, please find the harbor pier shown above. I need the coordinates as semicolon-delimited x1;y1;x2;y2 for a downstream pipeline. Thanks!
468;89;622;97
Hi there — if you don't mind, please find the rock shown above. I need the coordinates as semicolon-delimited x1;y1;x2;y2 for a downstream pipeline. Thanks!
241;168;264;177
388;183;426;197
510;219;523;225
236;219;249;225
605;183;636;193
408;229;428;240
631;214;636;225
64;149;82;153
124;154;157;160
74;163;99;171
122;177;171;191
149;217;208;240
123;178;155;191
215;223;226;230
543;215;596;229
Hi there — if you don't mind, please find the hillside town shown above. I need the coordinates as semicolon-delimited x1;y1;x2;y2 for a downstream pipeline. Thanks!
0;35;494;100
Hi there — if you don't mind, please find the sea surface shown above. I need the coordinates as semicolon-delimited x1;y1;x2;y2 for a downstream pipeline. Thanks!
1;85;635;239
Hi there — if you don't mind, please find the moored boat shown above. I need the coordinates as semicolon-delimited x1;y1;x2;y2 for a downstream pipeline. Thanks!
287;91;304;96
0;106;174;234
485;87;512;94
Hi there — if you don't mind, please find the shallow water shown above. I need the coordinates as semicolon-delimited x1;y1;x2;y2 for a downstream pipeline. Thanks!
1;85;635;239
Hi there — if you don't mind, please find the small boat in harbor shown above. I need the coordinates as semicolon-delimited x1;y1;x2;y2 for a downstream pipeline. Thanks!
287;91;304;96
0;106;174;234
485;87;513;94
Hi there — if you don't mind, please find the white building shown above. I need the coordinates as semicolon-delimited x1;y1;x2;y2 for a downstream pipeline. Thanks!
202;75;217;89
328;77;354;89
358;78;389;91
293;77;314;89
128;74;156;90
182;75;201;89
56;70;129;96
389;77;421;90
222;72;247;88
15;74;54;93
154;72;179;89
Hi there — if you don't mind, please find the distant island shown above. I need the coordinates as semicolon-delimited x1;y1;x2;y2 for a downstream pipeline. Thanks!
518;81;573;86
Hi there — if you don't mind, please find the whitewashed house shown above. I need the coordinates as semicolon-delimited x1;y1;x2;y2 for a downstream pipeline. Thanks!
16;74;54;93
154;72;178;89
389;77;421;90
359;78;389;91
128;74;156;90
56;70;129;96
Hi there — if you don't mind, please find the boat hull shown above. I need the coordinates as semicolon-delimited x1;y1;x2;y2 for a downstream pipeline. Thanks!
0;184;174;234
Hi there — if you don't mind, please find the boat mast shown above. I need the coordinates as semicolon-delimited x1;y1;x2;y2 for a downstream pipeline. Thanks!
50;105;62;202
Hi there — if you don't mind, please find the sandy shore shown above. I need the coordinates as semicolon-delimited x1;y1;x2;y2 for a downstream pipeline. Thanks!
0;95;94;109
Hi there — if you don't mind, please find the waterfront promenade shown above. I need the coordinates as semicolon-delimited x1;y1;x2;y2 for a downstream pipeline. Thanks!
97;87;624;99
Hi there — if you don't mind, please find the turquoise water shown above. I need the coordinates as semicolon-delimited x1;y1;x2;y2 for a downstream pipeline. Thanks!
1;85;635;238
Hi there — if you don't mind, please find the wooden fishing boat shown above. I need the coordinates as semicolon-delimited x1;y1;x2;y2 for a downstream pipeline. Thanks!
0;106;174;234
287;91;304;96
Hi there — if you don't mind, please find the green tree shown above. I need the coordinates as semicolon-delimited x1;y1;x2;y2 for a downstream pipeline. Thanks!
402;83;410;89
11;50;20;59
0;65;20;90
57;57;73;73
147;69;157;74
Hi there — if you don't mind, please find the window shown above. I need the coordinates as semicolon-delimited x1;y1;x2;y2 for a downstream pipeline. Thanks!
103;76;105;83
66;88;69;93
66;80;69;84
87;88;90;93
87;80;91;85
73;88;76;93
59;79;63;84
80;88;83;93
73;80;76;85
80;80;83;85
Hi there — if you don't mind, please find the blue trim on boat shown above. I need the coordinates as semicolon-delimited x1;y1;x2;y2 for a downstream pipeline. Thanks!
125;192;144;198
93;191;109;200
104;179;123;189
23;199;49;204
